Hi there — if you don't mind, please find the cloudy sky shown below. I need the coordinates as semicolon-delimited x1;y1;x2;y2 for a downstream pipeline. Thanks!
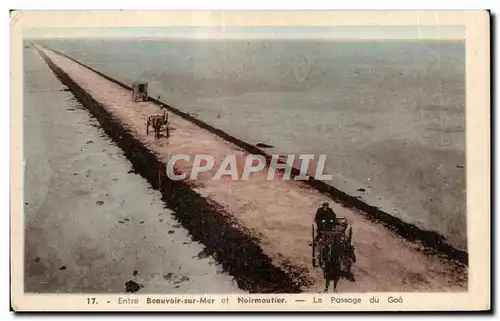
23;25;465;40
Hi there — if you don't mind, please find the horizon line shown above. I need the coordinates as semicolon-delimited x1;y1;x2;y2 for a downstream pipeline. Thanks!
25;36;465;41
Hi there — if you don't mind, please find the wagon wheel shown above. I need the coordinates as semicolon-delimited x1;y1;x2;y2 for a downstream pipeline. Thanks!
312;224;317;267
165;122;170;138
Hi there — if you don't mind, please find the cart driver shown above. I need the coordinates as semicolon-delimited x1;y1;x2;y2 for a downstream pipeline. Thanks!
314;202;337;242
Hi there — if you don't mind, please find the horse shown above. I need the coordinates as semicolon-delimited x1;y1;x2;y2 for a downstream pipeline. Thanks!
320;235;356;292
146;110;169;139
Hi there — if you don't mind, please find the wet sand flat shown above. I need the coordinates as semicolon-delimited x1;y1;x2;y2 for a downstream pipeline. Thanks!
37;46;467;292
24;47;241;294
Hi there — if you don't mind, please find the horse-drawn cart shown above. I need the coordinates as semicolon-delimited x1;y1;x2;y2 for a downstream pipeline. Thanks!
312;217;357;292
132;81;148;102
312;217;353;268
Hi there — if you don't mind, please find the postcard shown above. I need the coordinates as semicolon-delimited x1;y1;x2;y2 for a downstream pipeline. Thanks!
10;10;490;312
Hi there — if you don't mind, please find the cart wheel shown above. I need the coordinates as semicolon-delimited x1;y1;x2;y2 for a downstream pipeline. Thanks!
311;224;316;266
347;227;353;245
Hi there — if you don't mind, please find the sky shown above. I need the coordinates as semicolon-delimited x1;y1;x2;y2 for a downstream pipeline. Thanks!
23;26;465;40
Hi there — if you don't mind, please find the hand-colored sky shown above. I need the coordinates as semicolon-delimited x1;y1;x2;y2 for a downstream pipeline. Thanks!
23;26;465;40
